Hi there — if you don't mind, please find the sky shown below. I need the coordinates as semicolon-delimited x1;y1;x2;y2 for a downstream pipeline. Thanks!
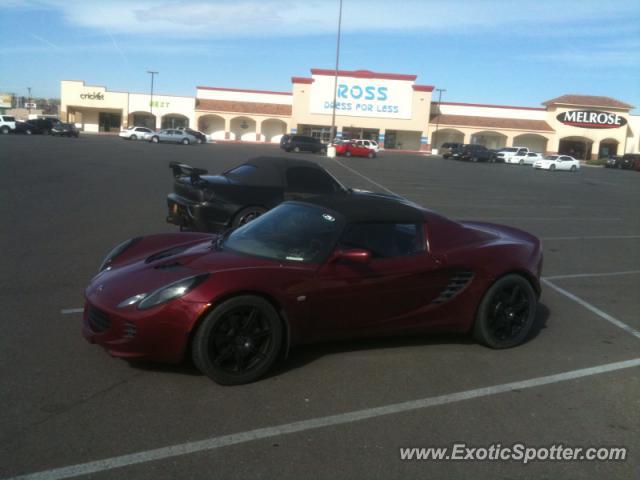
1;0;639;112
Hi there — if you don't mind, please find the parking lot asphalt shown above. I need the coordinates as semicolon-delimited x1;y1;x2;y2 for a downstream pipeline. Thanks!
1;134;638;479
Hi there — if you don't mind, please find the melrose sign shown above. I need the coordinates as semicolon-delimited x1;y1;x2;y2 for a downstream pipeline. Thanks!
557;110;627;129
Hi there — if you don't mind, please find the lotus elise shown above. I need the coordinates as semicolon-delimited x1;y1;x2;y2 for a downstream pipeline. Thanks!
84;193;543;385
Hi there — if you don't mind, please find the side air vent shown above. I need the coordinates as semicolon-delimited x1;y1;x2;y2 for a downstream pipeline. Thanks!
431;270;474;305
87;305;111;333
145;246;189;264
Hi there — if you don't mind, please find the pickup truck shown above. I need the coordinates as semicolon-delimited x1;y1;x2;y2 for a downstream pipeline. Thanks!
496;147;530;163
0;115;16;134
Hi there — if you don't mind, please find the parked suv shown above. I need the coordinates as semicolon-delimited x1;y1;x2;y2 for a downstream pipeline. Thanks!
452;144;494;162
354;139;380;152
0;115;16;134
280;134;326;153
606;154;640;170
440;142;463;158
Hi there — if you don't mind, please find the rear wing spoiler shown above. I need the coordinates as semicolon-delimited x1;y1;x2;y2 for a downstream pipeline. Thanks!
169;161;208;181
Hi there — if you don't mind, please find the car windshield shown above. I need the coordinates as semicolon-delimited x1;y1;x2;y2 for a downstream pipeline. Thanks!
223;203;343;263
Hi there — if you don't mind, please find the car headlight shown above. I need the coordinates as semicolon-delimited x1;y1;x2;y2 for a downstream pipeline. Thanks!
98;237;141;272
137;274;209;310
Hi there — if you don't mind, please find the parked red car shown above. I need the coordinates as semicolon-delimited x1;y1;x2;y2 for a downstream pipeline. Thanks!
334;140;376;158
84;193;542;385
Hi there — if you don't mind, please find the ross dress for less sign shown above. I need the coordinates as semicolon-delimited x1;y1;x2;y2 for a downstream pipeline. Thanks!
309;75;413;119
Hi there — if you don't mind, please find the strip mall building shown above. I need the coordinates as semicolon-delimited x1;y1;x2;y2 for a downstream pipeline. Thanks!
60;69;640;159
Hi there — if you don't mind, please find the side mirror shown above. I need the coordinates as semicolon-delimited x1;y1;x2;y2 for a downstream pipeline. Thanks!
331;248;371;264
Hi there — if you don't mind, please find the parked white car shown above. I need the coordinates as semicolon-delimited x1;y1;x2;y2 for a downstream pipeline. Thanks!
498;147;530;163
512;152;543;165
534;155;580;172
119;126;154;140
0;115;16;134
354;139;380;152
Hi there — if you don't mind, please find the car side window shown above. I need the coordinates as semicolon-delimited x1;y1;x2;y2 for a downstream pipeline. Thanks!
286;167;337;193
339;223;424;258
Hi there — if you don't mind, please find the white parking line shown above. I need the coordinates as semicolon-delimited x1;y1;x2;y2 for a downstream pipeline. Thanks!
60;308;84;315
542;278;640;340
331;158;399;196
545;270;640;280
5;358;640;480
541;235;640;240
477;217;621;221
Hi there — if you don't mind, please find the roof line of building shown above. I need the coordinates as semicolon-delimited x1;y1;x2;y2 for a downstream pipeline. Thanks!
197;86;292;96
439;101;546;111
310;68;418;81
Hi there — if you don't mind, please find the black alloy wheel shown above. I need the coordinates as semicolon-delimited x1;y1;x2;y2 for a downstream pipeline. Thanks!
192;296;283;385
232;206;267;228
473;274;536;349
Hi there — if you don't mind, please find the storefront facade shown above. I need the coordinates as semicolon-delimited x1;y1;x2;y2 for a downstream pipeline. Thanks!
60;73;639;157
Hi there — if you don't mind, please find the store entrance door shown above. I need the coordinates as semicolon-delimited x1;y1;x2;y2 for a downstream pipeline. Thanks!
385;131;397;149
99;112;122;132
558;138;592;160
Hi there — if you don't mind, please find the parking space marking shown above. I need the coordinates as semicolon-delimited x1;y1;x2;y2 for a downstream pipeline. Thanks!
477;217;622;221
541;235;640;240
6;358;640;480
331;158;398;196
545;270;640;280
542;278;640;340
60;308;83;315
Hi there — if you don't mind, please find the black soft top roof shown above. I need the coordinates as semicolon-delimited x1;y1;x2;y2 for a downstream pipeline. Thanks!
224;156;327;187
303;192;428;224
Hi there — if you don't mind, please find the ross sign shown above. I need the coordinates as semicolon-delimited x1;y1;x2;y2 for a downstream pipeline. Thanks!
556;110;627;129
310;75;413;119
0;94;12;109
80;92;105;100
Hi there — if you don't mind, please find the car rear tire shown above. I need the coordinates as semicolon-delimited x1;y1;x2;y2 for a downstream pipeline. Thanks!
519;159;524;165
25;129;33;135
0;126;9;134
471;156;478;162
182;138;190;145
293;146;301;153
367;151;375;158
192;295;283;385
473;274;537;349
570;165;577;172
151;136;159;143
130;134;137;140
232;206;267;228
549;164;556;171
345;151;352;157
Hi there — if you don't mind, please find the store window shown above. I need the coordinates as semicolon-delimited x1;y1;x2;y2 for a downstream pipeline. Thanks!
98;112;121;132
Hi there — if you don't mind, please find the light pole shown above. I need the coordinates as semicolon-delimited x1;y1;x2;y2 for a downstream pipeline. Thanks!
147;70;158;127
329;0;343;146
433;88;446;153
27;87;32;114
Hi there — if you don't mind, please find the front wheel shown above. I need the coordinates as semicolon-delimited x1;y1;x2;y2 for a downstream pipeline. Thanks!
293;146;301;153
25;129;33;135
130;134;137;140
151;136;159;143
570;165;577;172
549;164;556;171
0;126;9;134
367;151;375;158
473;274;537;349
519;159;524;165
182;138;190;145
345;151;352;157
191;295;283;385
471;156;478;163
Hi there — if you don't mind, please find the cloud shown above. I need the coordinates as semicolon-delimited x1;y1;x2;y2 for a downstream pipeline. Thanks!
6;0;640;37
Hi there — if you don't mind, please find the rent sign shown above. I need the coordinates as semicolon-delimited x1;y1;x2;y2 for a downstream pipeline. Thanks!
556;110;627;129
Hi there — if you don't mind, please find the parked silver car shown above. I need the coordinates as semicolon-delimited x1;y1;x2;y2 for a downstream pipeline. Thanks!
148;129;198;145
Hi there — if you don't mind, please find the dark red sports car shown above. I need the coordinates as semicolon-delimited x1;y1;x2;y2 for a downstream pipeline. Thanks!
84;193;542;385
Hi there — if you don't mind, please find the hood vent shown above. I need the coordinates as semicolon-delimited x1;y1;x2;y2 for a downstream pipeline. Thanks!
431;270;474;305
153;261;188;271
145;246;189;264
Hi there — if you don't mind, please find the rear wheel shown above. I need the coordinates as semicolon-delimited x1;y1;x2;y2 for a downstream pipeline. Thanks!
367;151;375;158
25;129;33;135
570;165;577;172
519;159;524;165
345;151;352;157
232;206;267;228
151;136;159;143
293;146;301;153
549;164;556;171
130;134;137;140
192;295;283;385
182;138;190;145
471;156;478;163
0;126;9;134
473;274;537;349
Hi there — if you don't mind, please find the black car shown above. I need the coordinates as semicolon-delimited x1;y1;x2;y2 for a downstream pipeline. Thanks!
166;156;348;232
606;154;638;169
12;121;48;135
178;127;207;144
451;144;494;162
51;122;80;137
280;135;326;154
440;142;463;158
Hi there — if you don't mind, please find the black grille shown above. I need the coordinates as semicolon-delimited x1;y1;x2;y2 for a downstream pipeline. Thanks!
87;305;111;333
123;321;137;338
431;270;474;305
